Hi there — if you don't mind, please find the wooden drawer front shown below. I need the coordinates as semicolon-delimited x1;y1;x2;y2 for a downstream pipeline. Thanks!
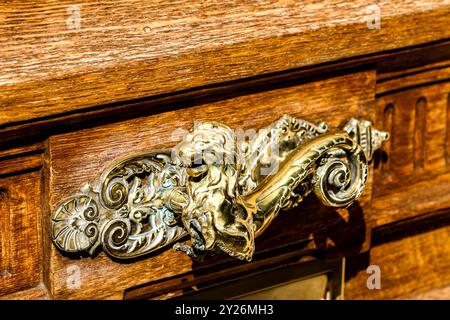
46;70;376;299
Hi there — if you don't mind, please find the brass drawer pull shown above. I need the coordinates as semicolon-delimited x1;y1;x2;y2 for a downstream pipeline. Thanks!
51;115;388;261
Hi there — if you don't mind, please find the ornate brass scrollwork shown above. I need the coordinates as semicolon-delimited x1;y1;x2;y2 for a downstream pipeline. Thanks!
51;115;388;261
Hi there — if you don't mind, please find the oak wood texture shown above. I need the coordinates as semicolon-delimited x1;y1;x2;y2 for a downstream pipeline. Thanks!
45;70;376;299
2;41;450;150
345;214;450;299
1;0;450;127
360;70;450;300
0;142;44;159
376;62;450;94
372;78;450;226
0;154;43;177
124;246;317;300
0;284;49;300
403;284;450;300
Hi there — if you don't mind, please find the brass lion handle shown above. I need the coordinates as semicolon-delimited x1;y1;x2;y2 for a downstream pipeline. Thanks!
51;115;388;261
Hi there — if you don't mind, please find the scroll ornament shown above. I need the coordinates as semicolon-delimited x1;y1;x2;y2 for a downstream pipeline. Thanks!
52;115;388;261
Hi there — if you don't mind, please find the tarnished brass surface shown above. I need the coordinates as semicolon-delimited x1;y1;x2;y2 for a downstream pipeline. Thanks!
51;115;388;261
236;274;329;300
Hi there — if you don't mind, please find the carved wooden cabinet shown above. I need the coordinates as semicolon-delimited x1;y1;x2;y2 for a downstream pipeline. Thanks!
1;0;450;300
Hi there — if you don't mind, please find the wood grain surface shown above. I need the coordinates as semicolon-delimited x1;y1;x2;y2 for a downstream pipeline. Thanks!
345;214;450;299
0;171;42;297
372;78;450;226
403;284;450;300
0;283;49;300
2;41;450;150
1;0;450;127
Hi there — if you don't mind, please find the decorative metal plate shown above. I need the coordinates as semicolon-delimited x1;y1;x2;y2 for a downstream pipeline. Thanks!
52;115;388;261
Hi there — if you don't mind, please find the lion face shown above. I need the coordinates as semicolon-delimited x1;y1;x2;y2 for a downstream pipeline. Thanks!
173;121;254;259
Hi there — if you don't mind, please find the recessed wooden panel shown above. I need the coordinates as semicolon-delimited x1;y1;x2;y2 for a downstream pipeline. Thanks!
446;93;450;165
373;80;450;226
0;171;42;296
413;97;427;171
47;70;377;299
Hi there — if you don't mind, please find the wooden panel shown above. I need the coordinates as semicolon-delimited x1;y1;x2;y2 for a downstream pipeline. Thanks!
1;0;450;126
403;284;450;300
372;172;450;227
0;142;44;159
372;79;450;226
0;154;42;177
0;284;49;300
345;220;450;299
46;70;377;299
446;92;450;165
2;42;450;151
376;63;450;94
0;171;42;296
